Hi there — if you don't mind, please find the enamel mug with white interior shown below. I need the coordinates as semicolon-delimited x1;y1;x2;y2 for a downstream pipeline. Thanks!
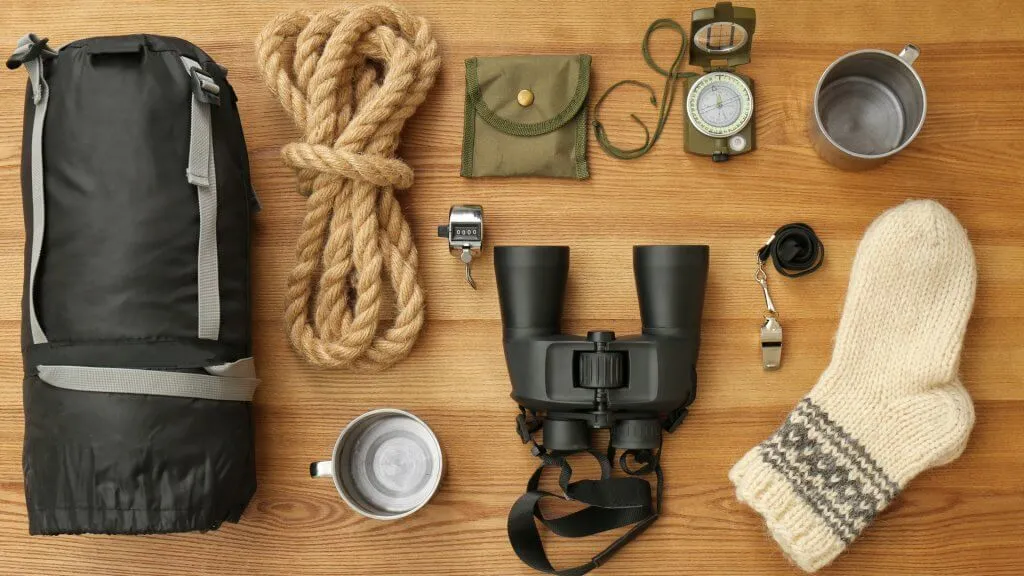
311;409;444;520
809;44;926;170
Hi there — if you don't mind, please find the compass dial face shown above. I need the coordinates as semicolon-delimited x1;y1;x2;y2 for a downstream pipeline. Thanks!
686;72;754;138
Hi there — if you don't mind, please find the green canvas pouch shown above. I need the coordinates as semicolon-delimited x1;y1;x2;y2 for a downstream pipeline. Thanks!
461;54;591;179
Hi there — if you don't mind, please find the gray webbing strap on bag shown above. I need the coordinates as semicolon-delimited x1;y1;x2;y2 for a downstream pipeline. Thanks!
9;34;57;345
38;357;260;402
180;56;221;341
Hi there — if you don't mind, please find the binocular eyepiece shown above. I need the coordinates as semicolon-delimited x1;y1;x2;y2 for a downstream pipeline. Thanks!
495;245;709;452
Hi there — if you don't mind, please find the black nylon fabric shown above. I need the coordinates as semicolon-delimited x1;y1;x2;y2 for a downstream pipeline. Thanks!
17;34;257;534
507;449;661;576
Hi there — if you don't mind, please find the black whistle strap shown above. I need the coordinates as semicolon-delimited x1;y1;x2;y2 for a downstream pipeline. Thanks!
508;448;663;576
757;223;825;278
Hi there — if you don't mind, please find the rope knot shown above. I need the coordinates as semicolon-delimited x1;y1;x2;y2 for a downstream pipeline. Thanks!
281;142;415;190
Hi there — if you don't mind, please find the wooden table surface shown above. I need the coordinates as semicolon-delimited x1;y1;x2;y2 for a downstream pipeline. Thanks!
2;1;1023;574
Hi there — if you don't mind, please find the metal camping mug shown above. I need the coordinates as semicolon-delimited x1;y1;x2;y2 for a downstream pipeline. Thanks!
809;44;926;170
311;408;443;520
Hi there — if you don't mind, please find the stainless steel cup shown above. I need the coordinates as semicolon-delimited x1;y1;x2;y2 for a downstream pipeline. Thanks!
311;409;443;520
809;44;926;170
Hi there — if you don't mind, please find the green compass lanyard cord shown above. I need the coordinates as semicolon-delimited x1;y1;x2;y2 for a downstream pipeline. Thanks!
593;19;696;160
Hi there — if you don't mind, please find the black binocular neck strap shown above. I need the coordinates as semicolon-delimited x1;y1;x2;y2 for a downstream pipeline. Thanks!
507;448;664;576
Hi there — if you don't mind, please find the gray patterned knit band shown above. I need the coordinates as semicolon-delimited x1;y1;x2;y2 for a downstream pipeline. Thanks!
757;399;900;544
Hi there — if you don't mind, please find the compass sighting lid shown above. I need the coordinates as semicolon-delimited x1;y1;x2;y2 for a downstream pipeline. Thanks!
689;2;756;70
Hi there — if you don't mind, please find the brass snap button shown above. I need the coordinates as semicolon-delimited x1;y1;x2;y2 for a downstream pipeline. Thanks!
517;89;534;107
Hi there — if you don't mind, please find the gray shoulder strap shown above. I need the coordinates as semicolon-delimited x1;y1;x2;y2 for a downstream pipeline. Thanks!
38;358;260;402
180;56;221;341
11;34;58;345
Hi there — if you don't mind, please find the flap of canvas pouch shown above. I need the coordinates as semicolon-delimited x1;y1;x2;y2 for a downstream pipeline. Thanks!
466;54;590;136
462;54;591;179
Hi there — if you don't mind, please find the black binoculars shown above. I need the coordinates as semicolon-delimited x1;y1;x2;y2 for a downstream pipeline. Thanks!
495;245;709;453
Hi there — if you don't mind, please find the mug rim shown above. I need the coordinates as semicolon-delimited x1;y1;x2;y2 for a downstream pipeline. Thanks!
812;48;927;160
329;408;444;521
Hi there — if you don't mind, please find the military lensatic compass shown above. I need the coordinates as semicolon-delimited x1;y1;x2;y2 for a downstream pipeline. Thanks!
683;2;756;162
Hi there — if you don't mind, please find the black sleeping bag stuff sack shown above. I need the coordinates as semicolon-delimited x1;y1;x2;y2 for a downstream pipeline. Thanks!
8;34;260;534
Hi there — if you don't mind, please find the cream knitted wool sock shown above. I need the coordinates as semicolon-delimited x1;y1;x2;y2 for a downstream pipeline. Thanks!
729;199;977;573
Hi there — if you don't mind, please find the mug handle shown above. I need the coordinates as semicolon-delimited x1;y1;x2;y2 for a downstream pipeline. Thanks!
310;460;334;478
898;44;920;66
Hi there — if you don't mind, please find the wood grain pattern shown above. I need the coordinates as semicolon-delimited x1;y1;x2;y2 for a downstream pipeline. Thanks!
1;1;1023;574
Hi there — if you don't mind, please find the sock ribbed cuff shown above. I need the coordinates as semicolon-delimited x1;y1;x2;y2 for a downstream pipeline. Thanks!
730;399;902;572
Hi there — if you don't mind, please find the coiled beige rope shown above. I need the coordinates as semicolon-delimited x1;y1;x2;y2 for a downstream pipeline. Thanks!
255;4;440;370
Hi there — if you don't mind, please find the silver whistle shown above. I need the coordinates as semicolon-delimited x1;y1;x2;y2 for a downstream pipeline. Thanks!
438;205;484;289
756;260;782;370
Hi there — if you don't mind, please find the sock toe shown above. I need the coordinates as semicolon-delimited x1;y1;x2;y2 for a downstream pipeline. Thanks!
828;200;977;393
